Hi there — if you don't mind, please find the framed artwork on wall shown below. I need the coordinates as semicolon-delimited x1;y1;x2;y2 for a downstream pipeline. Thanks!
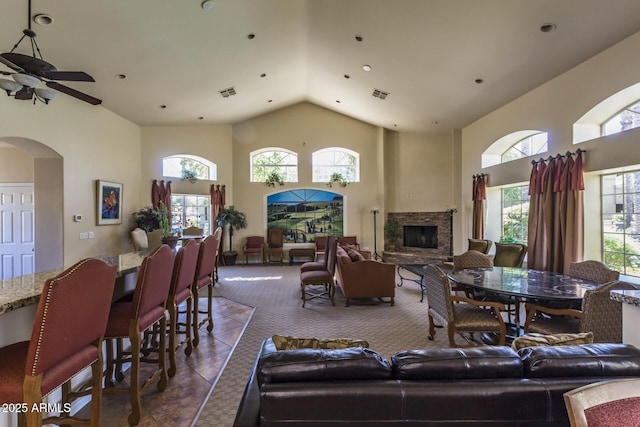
96;180;122;225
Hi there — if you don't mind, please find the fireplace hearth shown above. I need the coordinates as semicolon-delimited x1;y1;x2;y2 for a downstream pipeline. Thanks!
403;225;437;249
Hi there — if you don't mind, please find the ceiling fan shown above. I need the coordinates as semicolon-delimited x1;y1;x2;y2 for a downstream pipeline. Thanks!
0;0;101;105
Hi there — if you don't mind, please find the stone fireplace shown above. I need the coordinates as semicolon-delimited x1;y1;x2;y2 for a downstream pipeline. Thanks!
382;211;451;264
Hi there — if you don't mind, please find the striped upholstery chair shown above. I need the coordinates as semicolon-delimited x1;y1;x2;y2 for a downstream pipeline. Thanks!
452;250;494;299
569;260;620;283
423;264;506;347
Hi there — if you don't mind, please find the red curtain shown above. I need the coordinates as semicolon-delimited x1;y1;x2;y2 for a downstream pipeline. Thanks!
527;150;584;273
472;174;487;239
210;184;225;224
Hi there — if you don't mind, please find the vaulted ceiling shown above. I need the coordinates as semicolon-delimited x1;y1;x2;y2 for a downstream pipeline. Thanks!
3;0;640;134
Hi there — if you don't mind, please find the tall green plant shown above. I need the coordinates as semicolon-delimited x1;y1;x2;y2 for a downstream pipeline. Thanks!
216;205;248;252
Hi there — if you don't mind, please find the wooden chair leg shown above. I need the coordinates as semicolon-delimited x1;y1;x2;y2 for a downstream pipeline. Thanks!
168;302;178;378
206;281;214;332
192;284;200;347
157;316;168;392
184;296;193;356
128;327;142;427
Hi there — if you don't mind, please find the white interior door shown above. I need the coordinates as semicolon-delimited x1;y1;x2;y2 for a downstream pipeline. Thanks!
0;184;35;279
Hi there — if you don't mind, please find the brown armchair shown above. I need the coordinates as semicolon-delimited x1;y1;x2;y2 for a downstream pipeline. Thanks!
243;236;265;264
334;245;395;307
468;238;493;254
524;280;636;343
423;264;506;347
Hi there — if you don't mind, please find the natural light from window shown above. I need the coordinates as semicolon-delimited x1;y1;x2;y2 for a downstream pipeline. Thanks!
602;101;640;136
482;131;548;168
250;148;298;183
312;147;359;182
162;155;216;180
502;185;529;244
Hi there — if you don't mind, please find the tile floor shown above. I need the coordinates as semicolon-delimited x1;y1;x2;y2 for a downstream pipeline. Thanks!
78;296;253;427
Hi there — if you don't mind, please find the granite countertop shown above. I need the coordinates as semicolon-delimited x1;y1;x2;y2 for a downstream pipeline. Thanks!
610;289;640;307
0;250;150;316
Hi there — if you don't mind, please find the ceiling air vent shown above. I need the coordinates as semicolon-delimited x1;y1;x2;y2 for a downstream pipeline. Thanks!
372;89;389;100
219;87;237;98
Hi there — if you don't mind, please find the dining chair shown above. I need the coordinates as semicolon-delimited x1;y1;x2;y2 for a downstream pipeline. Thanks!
265;227;284;263
423;263;506;347
243;236;265;264
183;226;204;242
0;258;117;427
452;250;494;299
213;226;223;282
569;260;620;283
300;237;338;307
314;235;328;261
192;234;218;347
131;227;149;251
523;280;637;342
493;242;527;267
103;245;175;426
564;378;640;427
300;236;336;272
167;238;200;377
467;238;493;254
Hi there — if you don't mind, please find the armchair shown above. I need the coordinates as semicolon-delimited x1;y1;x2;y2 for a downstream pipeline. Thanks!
468;238;492;254
493;242;527;267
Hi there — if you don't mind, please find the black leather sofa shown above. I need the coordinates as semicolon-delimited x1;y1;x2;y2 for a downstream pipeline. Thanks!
233;338;640;426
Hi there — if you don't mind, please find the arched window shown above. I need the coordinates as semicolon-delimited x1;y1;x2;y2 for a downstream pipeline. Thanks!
162;155;217;180
250;148;298;182
603;100;640;136
573;81;640;143
312;147;359;183
482;131;548;167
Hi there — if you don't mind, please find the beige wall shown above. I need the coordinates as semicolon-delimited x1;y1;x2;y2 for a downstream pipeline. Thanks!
0;94;141;267
461;30;640;260
0;147;33;182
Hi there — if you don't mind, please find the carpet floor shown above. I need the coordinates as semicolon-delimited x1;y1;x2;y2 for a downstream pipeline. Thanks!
194;264;454;427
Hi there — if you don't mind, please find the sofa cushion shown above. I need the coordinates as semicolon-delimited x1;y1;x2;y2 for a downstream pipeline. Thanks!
391;346;523;380
511;332;594;350
519;343;640;378
271;335;369;350
346;247;366;262
257;347;393;384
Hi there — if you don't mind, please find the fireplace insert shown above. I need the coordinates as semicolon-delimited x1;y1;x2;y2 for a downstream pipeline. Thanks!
403;225;437;249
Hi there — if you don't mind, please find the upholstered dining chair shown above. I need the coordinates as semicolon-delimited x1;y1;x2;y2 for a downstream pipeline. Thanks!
103;245;175;426
493;242;527;267
468;238;493;254
243;236;265;264
0;258;117;427
131;227;149;251
192;234;218;347
569;260;620;283
213;226;223;282
523;280;637;343
300;236;336;272
183;226;203;236
452;250;494;299
265;227;284;263
314;235;328;261
167;238;200;377
564;378;640;427
300;237;338;307
422;264;506;347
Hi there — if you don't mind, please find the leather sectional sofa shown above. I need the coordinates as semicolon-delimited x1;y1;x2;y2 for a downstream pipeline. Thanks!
233;338;640;426
334;245;396;306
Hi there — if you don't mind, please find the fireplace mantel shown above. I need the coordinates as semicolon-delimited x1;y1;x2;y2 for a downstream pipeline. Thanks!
383;212;451;263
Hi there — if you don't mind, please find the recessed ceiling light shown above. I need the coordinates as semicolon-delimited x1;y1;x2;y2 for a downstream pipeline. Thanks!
115;74;127;80
268;99;273;103
344;74;350;79
355;35;363;42
201;1;214;11
159;105;167;109
198;117;204;120
247;33;256;40
336;100;341;103
475;78;484;84
362;64;372;72
540;23;557;33
33;14;54;26
260;73;266;78
432;120;439;125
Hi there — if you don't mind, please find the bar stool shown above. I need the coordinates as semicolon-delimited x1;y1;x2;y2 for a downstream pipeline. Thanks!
167;239;199;377
192;234;218;347
103;245;175;426
0;258;117;427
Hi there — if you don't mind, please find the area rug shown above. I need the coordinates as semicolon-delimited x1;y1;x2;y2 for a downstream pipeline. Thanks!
194;264;449;427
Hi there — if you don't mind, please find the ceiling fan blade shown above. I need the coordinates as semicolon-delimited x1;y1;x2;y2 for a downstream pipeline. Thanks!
46;81;102;105
15;86;33;100
0;53;25;73
43;70;95;82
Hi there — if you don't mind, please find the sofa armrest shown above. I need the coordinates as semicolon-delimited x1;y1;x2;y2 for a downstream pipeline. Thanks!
233;340;274;427
337;260;396;297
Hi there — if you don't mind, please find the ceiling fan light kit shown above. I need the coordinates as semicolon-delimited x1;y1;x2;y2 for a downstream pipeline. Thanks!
0;0;101;105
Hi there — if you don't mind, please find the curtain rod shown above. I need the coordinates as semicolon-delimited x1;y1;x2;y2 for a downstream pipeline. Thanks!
531;148;586;165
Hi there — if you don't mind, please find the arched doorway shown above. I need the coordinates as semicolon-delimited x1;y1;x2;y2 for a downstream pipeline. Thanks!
0;137;63;275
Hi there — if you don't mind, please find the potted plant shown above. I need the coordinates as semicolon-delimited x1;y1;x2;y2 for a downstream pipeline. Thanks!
326;172;349;188
216;205;248;265
265;171;285;188
384;218;401;251
158;202;179;249
132;206;162;232
181;169;198;183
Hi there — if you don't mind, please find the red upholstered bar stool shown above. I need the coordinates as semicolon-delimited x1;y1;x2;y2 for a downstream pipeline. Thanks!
192;234;218;347
167;239;199;377
103;245;175;426
0;258;117;427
